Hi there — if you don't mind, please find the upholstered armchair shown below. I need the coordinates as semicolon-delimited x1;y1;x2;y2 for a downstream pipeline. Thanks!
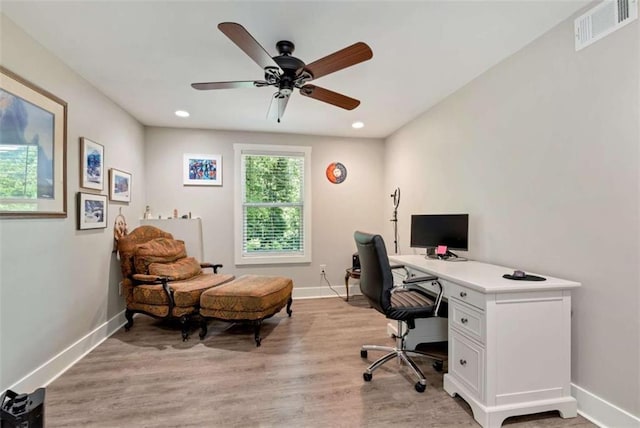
117;225;234;340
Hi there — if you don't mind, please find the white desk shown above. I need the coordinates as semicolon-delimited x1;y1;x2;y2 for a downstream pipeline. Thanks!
389;255;581;428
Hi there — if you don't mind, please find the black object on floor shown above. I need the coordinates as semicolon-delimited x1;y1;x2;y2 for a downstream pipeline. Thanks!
0;388;45;428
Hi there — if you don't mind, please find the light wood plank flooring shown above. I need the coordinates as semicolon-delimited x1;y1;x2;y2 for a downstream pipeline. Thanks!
45;297;594;427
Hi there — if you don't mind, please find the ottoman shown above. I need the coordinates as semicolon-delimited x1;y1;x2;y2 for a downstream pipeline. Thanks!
199;275;293;346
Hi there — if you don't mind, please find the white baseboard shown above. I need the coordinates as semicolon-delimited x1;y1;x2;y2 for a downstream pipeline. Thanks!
6;311;126;394
292;284;361;300
572;383;640;427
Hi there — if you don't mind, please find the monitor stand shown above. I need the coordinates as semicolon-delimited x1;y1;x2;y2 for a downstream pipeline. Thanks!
425;248;464;261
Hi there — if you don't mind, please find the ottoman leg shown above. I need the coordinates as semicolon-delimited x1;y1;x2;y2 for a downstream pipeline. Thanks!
199;319;208;340
180;315;189;341
253;320;262;347
286;296;293;317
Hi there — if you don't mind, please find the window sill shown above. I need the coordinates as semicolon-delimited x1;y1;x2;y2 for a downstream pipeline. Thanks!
235;254;311;266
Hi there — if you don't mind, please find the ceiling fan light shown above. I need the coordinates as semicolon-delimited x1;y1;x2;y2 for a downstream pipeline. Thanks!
352;121;364;129
175;110;190;118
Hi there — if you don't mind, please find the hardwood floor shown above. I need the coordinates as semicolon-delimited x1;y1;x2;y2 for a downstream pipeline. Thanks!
45;297;594;427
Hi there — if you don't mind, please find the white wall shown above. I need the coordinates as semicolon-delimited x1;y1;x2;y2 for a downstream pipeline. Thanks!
144;127;385;294
384;10;639;421
0;15;146;392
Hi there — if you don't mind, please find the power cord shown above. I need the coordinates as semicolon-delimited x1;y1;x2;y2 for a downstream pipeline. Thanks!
321;271;343;299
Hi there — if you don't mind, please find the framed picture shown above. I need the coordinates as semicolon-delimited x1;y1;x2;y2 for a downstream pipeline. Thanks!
109;168;131;202
80;137;104;190
77;192;107;230
183;153;222;186
0;66;67;218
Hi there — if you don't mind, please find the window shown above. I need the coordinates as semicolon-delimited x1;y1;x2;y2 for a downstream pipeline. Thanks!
234;144;311;265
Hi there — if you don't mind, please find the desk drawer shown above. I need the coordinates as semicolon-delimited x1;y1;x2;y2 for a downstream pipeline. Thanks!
450;301;485;344
450;330;484;400
446;281;484;309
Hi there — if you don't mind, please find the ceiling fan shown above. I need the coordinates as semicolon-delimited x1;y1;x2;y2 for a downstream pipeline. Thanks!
191;22;373;122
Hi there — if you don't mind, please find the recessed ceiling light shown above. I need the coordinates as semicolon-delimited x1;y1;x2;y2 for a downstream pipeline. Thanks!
175;110;190;118
351;121;364;129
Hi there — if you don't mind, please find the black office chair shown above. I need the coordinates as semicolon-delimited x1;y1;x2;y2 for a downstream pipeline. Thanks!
354;231;446;393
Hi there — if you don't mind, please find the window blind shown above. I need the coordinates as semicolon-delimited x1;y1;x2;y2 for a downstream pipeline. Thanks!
241;152;305;256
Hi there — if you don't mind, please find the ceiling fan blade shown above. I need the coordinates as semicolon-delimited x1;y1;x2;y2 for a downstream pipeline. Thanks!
278;94;290;123
299;85;360;110
267;93;290;123
218;22;280;71
304;42;373;80
191;81;263;90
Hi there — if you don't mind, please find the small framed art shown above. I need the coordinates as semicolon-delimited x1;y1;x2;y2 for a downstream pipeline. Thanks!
77;192;107;230
183;153;222;186
80;137;104;190
109;168;131;202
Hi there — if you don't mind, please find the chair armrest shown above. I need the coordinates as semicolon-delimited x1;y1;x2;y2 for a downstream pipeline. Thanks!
132;273;175;283
403;275;437;284
200;263;223;274
131;274;176;313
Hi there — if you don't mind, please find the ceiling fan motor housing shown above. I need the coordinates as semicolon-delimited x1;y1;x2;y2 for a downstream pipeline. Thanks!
273;57;306;78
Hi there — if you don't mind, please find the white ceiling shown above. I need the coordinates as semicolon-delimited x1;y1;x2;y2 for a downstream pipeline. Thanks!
1;1;588;138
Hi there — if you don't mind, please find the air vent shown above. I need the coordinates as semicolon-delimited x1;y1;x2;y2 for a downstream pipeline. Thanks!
575;0;638;51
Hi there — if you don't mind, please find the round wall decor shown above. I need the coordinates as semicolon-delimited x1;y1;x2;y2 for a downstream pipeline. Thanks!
326;162;347;184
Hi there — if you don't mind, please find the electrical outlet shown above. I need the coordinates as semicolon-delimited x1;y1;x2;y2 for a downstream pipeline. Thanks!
320;264;327;274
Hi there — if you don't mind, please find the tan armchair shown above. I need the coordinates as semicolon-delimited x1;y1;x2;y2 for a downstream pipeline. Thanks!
117;225;234;340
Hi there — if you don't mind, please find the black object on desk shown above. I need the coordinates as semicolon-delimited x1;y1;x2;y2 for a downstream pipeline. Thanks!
352;252;360;270
503;270;546;281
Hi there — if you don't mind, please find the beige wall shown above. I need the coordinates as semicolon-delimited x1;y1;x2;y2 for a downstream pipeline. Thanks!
144;127;385;291
384;12;639;417
0;15;146;391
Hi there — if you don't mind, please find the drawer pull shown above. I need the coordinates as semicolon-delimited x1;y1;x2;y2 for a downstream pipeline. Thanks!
459;291;467;298
459;359;467;366
460;317;468;324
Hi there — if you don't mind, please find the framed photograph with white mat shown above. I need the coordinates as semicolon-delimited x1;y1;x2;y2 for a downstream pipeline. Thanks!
77;192;107;230
109;168;131;202
80;137;104;190
0;66;68;218
183;153;222;186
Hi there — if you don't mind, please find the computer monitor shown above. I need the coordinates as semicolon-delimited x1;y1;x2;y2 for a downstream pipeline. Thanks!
410;214;469;251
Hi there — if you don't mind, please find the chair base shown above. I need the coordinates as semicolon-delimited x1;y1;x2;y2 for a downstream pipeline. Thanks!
360;344;443;392
360;318;445;393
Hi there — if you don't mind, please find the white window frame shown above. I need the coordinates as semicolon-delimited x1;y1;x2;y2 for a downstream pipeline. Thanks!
234;144;312;265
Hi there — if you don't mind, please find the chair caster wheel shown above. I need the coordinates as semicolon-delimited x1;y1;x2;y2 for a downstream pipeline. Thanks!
360;350;368;358
363;372;372;382
415;382;426;393
433;361;443;372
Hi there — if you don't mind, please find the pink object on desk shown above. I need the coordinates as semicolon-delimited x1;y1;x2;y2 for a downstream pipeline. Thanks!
436;245;448;255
